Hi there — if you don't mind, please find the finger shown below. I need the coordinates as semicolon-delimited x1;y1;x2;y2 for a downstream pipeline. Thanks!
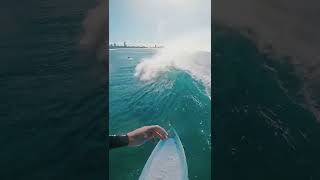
152;125;168;139
153;130;165;140
154;125;168;138
155;129;166;140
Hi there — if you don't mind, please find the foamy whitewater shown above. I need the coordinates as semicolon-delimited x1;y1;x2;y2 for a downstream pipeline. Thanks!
134;31;211;97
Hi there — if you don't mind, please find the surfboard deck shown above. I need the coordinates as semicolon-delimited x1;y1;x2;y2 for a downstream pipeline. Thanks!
139;129;188;180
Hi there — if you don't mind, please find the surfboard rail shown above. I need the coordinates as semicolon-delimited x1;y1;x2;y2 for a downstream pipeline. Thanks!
139;128;189;180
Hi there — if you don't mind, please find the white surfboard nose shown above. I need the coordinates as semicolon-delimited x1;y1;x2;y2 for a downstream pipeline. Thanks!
139;129;188;180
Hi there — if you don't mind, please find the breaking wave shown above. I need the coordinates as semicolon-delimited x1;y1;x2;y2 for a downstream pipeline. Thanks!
134;30;211;97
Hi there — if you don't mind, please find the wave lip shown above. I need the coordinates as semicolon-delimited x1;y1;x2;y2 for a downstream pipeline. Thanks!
134;31;211;96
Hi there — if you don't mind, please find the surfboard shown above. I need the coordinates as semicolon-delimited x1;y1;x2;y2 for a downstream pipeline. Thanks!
139;129;189;180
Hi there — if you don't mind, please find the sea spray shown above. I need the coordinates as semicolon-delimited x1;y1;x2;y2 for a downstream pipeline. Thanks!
134;30;211;96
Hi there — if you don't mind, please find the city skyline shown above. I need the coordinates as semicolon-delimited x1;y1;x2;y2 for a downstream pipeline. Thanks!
109;41;164;49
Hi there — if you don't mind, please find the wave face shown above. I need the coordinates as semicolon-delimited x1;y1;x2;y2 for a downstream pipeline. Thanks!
109;47;211;180
134;31;211;97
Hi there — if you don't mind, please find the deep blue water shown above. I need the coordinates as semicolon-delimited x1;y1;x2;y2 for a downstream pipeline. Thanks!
0;1;107;180
213;28;320;180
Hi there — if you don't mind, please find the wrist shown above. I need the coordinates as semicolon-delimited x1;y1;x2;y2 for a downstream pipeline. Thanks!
127;133;134;146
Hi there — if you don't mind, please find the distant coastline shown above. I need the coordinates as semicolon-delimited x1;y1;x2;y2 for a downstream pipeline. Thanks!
109;46;163;49
109;42;164;49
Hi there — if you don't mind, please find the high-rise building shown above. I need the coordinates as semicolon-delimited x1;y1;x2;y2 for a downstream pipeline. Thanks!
124;42;127;47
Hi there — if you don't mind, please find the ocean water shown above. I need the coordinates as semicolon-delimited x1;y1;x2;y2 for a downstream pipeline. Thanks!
109;48;211;180
0;1;107;180
213;28;320;180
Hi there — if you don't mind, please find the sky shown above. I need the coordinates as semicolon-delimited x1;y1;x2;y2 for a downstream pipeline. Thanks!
109;0;211;46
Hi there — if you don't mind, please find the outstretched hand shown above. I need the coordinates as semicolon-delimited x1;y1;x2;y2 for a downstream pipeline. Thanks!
127;125;168;146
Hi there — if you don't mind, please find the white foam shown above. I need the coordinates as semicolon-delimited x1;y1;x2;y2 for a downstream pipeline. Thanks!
134;30;211;97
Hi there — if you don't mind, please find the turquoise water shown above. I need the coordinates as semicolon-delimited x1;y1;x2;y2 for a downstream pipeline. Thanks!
109;48;211;180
